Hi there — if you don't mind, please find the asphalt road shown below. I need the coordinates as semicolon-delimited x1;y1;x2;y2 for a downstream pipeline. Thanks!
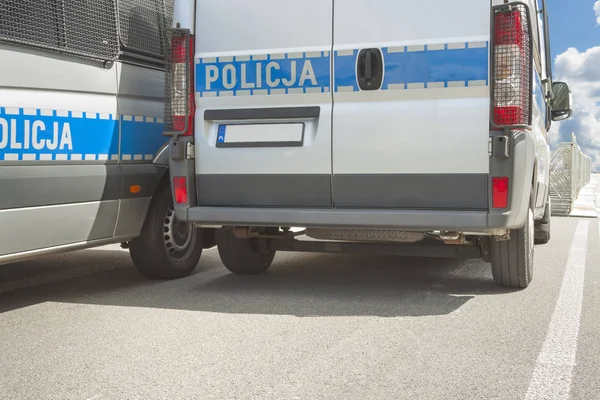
1;217;599;400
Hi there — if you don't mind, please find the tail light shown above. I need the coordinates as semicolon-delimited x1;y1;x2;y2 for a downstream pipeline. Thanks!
491;4;532;128
165;29;195;136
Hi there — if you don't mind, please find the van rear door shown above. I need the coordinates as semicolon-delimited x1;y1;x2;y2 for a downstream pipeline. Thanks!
332;0;491;210
194;0;333;208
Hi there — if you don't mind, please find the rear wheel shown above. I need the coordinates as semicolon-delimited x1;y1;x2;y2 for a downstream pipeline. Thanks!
490;207;534;289
534;197;551;245
216;228;276;275
129;180;203;279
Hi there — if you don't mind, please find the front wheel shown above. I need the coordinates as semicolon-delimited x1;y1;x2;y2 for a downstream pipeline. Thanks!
490;207;534;289
129;180;203;279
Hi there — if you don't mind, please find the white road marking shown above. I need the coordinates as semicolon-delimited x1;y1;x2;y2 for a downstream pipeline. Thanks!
525;220;589;400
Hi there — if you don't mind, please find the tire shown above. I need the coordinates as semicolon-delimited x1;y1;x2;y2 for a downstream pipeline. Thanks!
534;197;551;245
129;180;203;279
216;228;276;275
490;207;534;289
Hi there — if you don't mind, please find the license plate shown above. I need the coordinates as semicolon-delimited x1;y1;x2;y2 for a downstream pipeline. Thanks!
216;123;304;148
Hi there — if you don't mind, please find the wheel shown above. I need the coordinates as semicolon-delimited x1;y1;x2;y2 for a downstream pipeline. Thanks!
216;228;276;275
534;197;551;245
490;207;534;289
129;180;203;279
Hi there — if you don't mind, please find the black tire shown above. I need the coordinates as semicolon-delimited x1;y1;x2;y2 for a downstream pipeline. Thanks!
216;228;276;275
534;198;551;245
490;207;534;289
129;180;203;279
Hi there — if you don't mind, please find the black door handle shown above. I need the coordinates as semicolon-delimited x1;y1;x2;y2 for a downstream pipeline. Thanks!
365;49;373;81
357;48;383;91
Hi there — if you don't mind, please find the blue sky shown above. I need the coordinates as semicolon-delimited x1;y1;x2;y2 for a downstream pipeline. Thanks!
546;0;598;59
545;0;600;171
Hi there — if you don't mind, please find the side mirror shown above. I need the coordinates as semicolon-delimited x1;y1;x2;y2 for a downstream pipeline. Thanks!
551;81;573;121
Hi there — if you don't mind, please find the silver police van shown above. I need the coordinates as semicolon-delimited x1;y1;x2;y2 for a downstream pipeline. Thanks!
162;0;573;289
0;0;209;278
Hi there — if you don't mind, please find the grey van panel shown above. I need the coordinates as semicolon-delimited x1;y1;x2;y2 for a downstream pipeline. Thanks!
195;173;488;209
0;165;121;210
333;174;489;209
114;197;152;238
196;174;331;207
116;62;164;99
0;200;119;256
0;43;117;94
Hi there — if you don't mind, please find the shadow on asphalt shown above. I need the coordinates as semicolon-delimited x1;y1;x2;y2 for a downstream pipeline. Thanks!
0;248;517;317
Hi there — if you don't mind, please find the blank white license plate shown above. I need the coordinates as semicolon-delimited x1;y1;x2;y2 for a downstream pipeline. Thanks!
216;123;304;148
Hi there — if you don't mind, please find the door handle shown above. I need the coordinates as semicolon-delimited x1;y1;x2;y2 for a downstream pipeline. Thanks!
365;49;373;81
357;48;383;91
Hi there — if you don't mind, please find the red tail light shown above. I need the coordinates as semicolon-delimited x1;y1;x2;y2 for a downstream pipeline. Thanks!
492;177;509;209
173;176;188;204
166;29;195;136
492;4;532;128
494;10;524;46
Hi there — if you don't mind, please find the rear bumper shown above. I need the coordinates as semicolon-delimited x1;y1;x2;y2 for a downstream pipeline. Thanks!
185;206;518;232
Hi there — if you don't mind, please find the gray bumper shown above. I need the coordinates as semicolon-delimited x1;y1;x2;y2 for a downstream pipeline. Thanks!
185;206;505;231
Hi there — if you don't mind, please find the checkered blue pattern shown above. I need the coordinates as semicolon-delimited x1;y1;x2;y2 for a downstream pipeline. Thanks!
0;107;166;162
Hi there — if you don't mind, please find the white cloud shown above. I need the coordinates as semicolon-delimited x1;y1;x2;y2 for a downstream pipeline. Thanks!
595;1;600;25
549;46;600;171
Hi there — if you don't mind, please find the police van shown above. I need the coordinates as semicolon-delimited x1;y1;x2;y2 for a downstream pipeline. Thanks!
164;0;573;288
0;0;210;279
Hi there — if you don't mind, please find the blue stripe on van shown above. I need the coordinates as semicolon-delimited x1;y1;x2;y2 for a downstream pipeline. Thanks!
0;107;166;162
335;42;489;92
121;116;167;161
382;42;489;90
195;42;489;97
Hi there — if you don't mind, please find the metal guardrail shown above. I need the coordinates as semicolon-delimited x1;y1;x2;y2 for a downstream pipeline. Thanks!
549;133;592;215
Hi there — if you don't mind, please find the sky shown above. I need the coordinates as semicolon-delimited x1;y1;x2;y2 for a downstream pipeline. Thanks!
545;0;600;170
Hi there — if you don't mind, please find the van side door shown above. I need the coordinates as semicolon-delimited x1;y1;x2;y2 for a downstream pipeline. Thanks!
192;0;334;208
331;0;491;210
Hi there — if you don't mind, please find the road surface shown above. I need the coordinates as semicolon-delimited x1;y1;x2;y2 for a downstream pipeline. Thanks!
0;218;599;399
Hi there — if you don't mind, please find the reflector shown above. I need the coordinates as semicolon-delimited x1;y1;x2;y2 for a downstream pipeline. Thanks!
492;177;509;209
173;176;188;204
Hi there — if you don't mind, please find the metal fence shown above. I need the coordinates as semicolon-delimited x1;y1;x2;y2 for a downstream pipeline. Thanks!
549;133;592;215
